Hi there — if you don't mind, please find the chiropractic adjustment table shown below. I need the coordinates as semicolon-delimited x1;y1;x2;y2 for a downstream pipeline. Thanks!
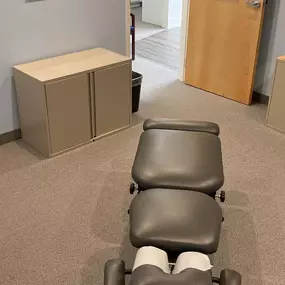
105;247;241;285
104;119;242;285
130;189;222;254
130;118;225;202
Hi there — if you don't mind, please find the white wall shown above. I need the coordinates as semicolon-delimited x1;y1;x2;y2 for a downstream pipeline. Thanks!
254;0;285;96
142;0;182;29
0;0;127;135
167;0;183;29
142;0;167;27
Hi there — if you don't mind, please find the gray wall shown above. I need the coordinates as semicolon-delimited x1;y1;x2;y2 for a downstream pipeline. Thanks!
255;0;285;96
1;1;285;135
0;0;127;135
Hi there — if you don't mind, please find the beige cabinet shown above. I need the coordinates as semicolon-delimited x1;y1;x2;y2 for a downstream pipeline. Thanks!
94;64;131;136
266;56;285;133
14;48;131;157
45;75;92;154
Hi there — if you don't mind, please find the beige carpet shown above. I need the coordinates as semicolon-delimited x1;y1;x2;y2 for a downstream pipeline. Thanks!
1;56;285;285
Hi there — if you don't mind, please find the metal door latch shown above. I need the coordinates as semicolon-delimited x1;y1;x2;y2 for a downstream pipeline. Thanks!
245;0;261;8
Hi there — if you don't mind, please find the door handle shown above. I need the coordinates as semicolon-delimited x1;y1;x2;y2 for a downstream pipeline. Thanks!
245;0;261;8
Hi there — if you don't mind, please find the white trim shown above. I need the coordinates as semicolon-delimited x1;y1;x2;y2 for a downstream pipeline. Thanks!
126;0;131;57
179;0;190;81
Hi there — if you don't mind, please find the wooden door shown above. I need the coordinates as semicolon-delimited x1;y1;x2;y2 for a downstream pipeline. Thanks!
94;63;131;136
45;74;92;154
185;0;265;105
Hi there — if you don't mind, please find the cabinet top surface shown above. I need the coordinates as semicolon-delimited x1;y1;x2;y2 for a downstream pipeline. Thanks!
278;56;285;61
14;48;130;82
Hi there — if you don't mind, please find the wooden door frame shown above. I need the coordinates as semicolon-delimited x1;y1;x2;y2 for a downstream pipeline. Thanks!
125;0;190;81
179;0;190;81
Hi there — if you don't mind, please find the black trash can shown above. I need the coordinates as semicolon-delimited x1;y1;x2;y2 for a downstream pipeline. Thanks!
132;71;143;113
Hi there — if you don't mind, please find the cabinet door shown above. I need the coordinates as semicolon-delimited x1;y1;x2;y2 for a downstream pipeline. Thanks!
267;61;285;132
94;63;131;136
45;74;92;154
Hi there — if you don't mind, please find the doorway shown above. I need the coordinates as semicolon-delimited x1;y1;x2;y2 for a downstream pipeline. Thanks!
129;0;188;78
127;0;267;106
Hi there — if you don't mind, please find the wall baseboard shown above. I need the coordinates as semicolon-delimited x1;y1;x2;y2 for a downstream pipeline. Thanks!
0;129;22;146
252;91;269;105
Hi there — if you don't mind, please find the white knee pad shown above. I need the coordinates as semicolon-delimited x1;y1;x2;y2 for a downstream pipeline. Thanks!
172;252;213;274
133;246;171;273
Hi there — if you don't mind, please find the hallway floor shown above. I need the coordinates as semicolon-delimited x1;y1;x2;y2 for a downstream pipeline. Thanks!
131;7;181;71
1;57;285;285
131;7;165;41
136;27;181;70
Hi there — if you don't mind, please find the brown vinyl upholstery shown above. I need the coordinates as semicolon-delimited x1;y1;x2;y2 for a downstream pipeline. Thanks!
129;189;223;254
132;127;224;194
